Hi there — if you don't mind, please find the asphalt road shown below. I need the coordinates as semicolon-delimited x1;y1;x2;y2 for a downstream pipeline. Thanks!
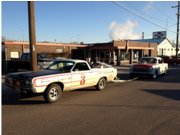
2;66;180;135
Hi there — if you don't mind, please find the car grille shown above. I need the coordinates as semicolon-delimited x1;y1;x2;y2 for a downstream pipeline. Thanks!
6;77;31;88
133;68;149;73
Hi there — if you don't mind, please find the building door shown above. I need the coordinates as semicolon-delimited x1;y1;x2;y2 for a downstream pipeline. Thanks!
99;51;111;63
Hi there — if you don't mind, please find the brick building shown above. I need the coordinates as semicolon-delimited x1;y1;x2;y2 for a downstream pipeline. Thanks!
2;41;87;60
2;40;157;69
79;40;158;65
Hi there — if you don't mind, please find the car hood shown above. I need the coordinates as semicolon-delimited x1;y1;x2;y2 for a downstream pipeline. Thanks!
7;70;61;80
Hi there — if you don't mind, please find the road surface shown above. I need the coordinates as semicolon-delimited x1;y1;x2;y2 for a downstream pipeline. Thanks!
2;65;180;135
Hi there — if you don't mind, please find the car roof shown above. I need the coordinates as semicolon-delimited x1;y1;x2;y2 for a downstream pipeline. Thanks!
141;57;162;59
54;59;87;63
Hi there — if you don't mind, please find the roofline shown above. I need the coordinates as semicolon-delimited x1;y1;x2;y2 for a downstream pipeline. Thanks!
2;41;87;47
54;59;86;63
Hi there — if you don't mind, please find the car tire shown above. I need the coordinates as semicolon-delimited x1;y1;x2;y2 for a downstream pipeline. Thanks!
43;83;62;103
130;73;136;78
152;71;158;79
96;78;106;90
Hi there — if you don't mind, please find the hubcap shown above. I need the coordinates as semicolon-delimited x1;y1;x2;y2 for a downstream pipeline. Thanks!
49;87;59;100
153;73;157;79
99;79;105;89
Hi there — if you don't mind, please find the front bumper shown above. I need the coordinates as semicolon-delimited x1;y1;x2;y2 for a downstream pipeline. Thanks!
5;78;36;93
129;68;155;76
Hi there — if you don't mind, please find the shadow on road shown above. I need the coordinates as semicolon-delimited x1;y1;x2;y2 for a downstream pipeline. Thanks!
2;94;46;105
143;89;180;101
57;104;180;111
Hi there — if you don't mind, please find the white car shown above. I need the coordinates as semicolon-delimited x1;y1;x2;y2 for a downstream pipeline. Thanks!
129;57;168;79
5;59;117;103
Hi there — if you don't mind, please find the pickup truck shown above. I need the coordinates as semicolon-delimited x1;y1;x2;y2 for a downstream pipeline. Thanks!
5;59;117;103
7;53;53;72
129;57;168;79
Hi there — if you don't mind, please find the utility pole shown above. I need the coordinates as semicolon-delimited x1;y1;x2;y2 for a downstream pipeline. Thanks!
172;1;180;64
28;1;38;71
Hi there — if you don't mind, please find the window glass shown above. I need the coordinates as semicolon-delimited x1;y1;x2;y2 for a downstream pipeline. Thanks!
73;62;89;71
46;61;74;72
140;58;156;64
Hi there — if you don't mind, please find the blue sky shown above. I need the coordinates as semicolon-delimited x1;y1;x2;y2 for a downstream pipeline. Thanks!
2;1;178;43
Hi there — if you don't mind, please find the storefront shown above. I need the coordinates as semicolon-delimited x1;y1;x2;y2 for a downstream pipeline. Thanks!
84;40;157;65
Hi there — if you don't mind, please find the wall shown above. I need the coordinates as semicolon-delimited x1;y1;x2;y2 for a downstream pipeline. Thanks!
3;42;86;60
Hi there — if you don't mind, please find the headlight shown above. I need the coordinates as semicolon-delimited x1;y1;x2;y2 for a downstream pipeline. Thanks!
25;80;32;85
6;76;13;84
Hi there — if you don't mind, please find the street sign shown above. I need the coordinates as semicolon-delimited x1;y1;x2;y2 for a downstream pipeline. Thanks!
153;31;167;39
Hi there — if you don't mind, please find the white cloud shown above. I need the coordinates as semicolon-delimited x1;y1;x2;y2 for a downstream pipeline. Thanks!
109;19;141;40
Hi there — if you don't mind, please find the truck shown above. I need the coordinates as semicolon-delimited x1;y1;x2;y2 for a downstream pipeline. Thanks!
7;53;53;72
129;57;168;79
5;59;117;103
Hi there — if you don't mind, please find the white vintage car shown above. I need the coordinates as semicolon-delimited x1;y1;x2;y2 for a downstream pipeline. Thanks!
5;59;117;103
129;57;168;79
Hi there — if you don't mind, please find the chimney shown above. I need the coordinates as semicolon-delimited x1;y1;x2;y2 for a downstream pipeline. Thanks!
142;32;144;39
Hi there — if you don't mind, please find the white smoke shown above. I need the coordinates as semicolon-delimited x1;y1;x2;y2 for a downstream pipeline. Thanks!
109;19;141;40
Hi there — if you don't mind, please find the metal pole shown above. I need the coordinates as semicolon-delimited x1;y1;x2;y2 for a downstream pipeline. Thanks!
172;2;180;64
176;1;180;64
28;1;38;71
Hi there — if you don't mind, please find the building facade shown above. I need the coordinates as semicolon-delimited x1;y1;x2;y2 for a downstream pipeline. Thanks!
2;40;158;67
84;40;157;65
2;41;87;60
132;38;179;56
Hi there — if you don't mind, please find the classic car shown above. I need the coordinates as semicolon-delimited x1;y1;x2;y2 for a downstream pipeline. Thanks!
129;57;168;79
5;59;117;103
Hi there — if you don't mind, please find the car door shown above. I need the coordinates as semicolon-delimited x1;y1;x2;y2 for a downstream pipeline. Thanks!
70;62;93;90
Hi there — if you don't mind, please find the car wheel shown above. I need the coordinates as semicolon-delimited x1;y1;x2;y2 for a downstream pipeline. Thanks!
152;71;158;79
43;83;62;103
96;78;106;90
130;73;136;78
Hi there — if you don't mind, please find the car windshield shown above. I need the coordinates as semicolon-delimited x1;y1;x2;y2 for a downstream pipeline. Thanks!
45;61;75;72
139;58;157;64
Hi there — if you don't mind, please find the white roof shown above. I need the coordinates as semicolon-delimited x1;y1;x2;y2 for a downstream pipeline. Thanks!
54;59;87;63
142;57;162;59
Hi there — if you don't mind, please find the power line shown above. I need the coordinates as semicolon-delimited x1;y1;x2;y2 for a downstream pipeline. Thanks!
152;2;176;23
120;1;167;24
112;1;176;34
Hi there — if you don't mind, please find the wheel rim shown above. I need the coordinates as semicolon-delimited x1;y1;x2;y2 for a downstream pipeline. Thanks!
153;73;157;79
99;79;105;89
49;87;59;101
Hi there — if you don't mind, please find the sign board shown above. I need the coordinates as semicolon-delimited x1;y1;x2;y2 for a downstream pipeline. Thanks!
153;31;166;39
10;52;19;58
56;49;63;53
